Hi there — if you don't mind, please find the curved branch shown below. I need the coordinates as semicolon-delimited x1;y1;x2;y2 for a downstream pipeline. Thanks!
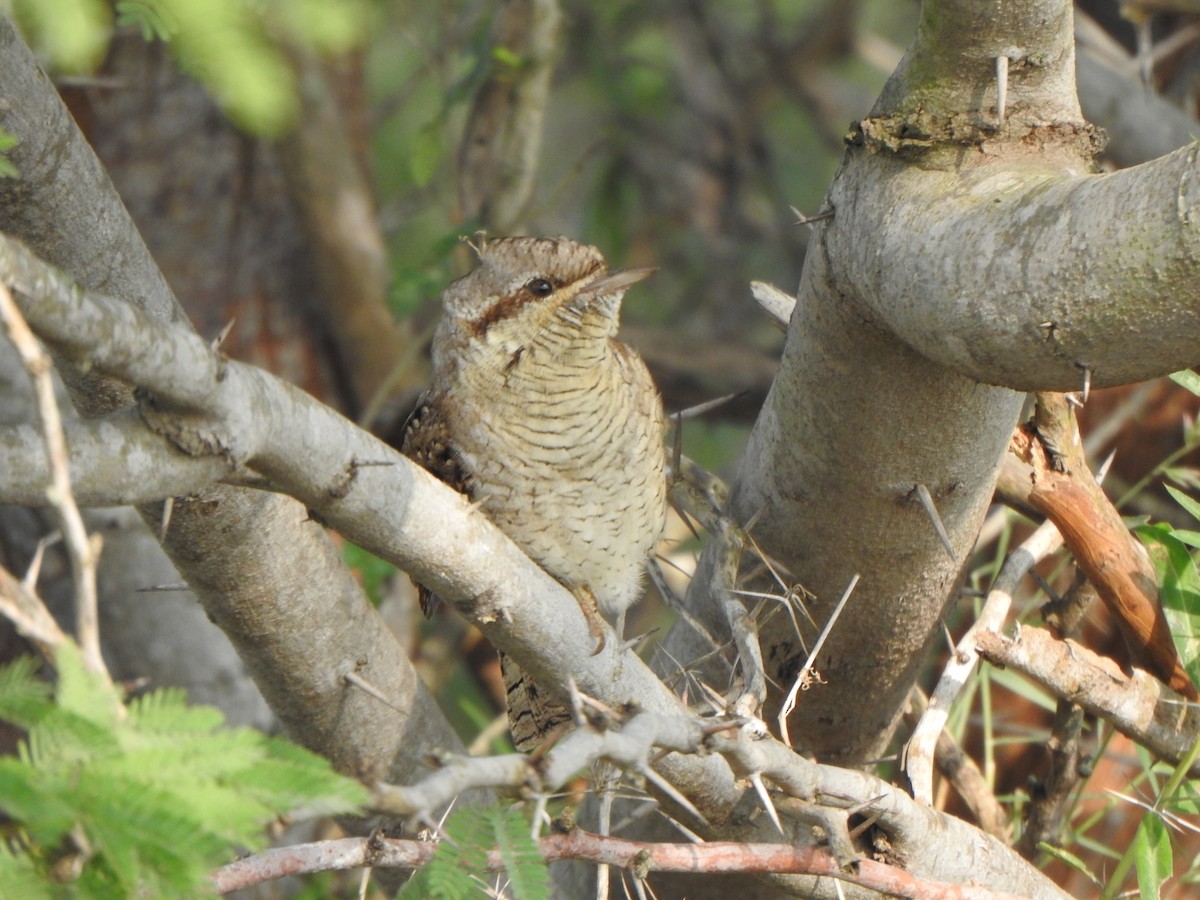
0;15;469;797
690;0;1200;769
0;411;236;506
0;234;1066;898
828;141;1200;390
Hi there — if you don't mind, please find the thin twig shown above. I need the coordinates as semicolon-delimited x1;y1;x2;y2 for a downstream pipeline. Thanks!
0;282;106;678
0;562;70;661
778;574;860;747
905;519;1062;804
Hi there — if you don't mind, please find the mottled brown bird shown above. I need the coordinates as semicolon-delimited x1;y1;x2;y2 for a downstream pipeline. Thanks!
403;235;667;749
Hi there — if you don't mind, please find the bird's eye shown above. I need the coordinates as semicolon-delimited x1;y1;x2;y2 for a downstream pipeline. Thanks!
525;277;554;297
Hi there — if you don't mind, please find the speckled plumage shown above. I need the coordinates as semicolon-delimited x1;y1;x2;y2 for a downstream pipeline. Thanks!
403;235;667;749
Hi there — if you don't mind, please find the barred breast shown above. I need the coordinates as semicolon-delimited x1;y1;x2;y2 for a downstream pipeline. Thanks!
452;334;666;617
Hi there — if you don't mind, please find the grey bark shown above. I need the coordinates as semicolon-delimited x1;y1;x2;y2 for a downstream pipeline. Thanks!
0;17;466;790
0;229;1066;898
0;2;1188;895
669;0;1200;767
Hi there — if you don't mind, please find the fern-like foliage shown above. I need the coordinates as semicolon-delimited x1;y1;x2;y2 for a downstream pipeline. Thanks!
401;805;550;900
492;807;549;900
0;644;368;898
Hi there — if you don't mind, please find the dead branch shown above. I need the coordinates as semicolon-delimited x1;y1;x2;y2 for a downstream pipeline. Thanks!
976;625;1200;777
1002;392;1197;699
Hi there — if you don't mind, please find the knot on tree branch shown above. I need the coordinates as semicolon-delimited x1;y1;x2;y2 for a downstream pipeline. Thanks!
136;386;239;464
848;113;1106;158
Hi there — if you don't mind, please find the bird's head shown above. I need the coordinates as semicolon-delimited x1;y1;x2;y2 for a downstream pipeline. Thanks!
433;235;654;377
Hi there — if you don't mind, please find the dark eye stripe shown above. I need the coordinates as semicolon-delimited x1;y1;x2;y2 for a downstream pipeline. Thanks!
469;279;554;336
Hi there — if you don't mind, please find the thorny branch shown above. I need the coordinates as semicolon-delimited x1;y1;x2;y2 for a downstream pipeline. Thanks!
0;233;1068;897
976;626;1200;778
0;561;69;662
0;281;107;679
906;518;1063;804
1001;393;1197;699
213;831;1033;899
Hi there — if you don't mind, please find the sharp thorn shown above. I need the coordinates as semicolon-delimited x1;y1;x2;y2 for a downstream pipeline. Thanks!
750;773;785;836
212;318;236;351
159;496;174;541
995;56;1009;124
643;768;709;828
672;392;747;421
788;204;835;226
913;483;955;561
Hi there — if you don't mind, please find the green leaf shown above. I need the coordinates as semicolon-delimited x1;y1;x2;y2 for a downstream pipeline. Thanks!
271;0;369;54
0;650;367;896
0;757;77;845
491;46;527;69
1137;523;1200;686
1168;778;1200;815
1134;812;1172;899
12;0;112;73
1167;529;1200;550
492;807;549;900
985;663;1056;712
1164;466;1200;491
0;847;53;900
1165;485;1200;525
344;543;397;607
0;654;52;727
0;127;18;180
53;642;121;728
124;686;224;736
25;706;120;768
1038;842;1101;885
402;805;491;899
1169;369;1200;397
115;0;178;40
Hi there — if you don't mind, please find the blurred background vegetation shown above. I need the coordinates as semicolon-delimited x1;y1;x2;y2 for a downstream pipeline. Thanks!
10;0;1200;894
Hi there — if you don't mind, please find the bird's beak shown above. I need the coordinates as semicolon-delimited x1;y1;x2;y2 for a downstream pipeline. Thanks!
576;266;657;301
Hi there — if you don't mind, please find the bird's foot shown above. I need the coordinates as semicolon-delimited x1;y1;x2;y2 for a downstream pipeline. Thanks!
571;584;608;655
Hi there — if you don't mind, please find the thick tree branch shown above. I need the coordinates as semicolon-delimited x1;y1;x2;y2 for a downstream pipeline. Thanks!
832;139;1200;391
0;412;237;506
680;0;1200;769
0;16;467;797
0;235;1066;899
